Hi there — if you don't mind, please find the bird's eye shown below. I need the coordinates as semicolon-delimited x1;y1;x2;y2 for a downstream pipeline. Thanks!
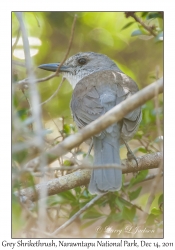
78;58;87;65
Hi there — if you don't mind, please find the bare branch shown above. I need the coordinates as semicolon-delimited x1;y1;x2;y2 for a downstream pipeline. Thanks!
32;168;163;236
16;152;162;202
24;77;163;171
15;11;47;232
125;12;157;37
55;14;77;75
36;78;65;107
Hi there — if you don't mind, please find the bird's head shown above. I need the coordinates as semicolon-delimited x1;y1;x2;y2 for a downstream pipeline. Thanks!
38;52;120;88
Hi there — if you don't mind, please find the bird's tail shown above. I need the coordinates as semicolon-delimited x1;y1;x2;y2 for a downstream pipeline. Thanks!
88;125;122;194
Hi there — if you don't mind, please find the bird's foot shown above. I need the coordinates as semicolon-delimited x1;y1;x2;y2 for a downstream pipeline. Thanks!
127;150;139;168
122;138;139;168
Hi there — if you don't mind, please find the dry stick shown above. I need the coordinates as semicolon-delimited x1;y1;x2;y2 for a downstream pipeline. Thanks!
16;73;57;89
14;14;77;90
15;12;47;234
55;14;77;75
38;78;65;107
52;193;105;236
17;152;162;202
28;78;66;113
125;12;157;37
24;77;163;171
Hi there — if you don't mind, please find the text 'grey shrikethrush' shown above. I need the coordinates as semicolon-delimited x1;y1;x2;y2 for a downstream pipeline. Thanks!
39;52;142;194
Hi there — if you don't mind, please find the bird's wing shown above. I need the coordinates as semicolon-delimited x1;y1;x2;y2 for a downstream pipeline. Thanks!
70;70;141;140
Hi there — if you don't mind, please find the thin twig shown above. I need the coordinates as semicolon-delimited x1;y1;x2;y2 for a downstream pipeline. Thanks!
55;14;77;75
125;12;157;37
30;78;65;110
51;193;105;236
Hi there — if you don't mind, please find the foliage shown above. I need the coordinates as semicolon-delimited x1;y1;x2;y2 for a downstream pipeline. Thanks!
12;11;163;238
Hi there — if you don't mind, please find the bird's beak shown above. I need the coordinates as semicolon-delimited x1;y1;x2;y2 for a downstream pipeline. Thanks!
38;63;70;73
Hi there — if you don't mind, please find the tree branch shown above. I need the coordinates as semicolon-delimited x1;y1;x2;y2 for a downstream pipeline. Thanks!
31;169;163;237
24;77;163;171
16;152;162;202
125;12;157;37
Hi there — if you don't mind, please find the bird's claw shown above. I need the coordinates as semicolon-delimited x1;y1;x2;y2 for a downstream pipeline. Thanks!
122;138;139;168
127;151;139;167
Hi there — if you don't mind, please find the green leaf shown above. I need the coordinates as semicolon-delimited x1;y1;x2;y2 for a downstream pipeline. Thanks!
111;212;123;222
129;170;148;188
128;186;142;201
63;160;72;166
141;12;149;18
122;207;136;222
58;190;76;202
146;12;162;20
12;194;24;234
82;208;104;219
118;197;132;207
137;147;148;153
100;216;113;228
63;124;71;135
81;219;98;229
146;213;157;225
17;109;28;121
158;194;163;206
151;207;162;216
69;206;80;217
121;22;134;30
115;197;124;210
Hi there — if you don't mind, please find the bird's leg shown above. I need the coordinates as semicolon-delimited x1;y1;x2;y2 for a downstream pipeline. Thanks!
122;138;138;167
85;139;93;160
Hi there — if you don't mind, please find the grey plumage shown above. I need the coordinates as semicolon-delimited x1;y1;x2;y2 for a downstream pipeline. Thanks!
38;52;142;194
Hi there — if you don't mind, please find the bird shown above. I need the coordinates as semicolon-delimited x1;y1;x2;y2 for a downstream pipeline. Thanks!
38;52;142;194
